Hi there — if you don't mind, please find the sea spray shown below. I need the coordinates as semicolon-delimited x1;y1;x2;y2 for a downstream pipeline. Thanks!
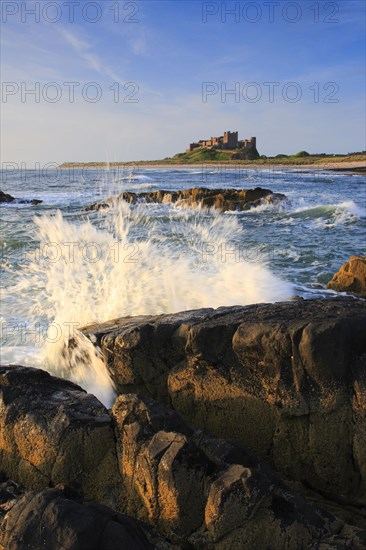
8;200;293;405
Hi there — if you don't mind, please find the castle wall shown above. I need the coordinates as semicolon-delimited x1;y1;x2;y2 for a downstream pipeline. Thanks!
188;132;255;152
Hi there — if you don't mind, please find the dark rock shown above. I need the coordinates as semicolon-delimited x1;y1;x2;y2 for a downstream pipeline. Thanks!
0;479;24;523
0;363;365;547
112;393;210;539
27;199;43;205
0;191;15;203
111;393;365;547
0;191;42;205
0;365;120;508
327;256;366;297
0;489;14;505
83;298;366;505
16;198;43;205
85;187;286;212
0;487;155;550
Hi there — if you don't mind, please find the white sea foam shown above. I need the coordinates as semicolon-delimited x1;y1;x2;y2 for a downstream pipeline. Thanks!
312;200;364;228
250;198;365;230
338;200;365;218
6;200;292;405
241;200;289;214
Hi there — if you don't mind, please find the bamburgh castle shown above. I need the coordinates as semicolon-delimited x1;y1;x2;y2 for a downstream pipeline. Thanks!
187;131;256;152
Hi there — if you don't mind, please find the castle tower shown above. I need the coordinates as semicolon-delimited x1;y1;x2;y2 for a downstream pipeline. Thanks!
223;131;238;149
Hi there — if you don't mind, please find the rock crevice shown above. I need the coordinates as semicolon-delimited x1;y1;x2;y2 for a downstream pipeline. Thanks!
83;298;366;503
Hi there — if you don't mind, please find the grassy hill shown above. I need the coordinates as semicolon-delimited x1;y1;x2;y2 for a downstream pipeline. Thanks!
171;147;260;163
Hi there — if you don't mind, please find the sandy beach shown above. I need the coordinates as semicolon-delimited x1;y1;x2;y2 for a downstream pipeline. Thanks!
59;160;366;172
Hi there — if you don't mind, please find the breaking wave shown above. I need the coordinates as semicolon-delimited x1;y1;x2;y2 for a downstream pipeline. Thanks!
7;200;293;405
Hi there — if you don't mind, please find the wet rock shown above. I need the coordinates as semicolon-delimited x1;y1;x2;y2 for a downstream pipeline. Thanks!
85;187;286;212
0;365;120;508
83;298;366;505
0;191;15;203
0;191;42;205
327;256;366;297
0;487;155;550
23;198;43;205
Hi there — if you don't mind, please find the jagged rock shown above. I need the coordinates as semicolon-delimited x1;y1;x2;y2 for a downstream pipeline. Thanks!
0;487;155;550
82;298;366;506
0;190;42;205
0;191;14;203
111;393;366;548
0;364;365;547
0;478;23;523
85;187;286;212
112;393;209;539
0;366;120;508
327;256;366;297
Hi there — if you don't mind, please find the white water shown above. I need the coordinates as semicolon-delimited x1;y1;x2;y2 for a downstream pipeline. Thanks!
6;200;293;406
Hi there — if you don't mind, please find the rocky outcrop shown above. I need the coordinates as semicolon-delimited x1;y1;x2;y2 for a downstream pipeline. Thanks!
0;361;365;547
0;190;42;205
0;486;157;550
111;393;366;548
327;256;366;297
82;298;366;507
85;187;286;212
0;366;120;508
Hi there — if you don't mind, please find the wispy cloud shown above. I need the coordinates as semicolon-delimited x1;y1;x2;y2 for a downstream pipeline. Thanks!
59;28;104;74
58;27;140;86
130;31;147;55
60;29;90;52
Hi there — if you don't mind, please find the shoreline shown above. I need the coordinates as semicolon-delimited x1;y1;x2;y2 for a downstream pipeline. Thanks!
59;160;366;173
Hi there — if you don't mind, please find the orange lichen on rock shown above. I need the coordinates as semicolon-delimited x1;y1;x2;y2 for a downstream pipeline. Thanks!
327;255;366;296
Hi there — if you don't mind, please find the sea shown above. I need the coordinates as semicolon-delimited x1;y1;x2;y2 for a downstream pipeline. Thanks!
1;165;365;405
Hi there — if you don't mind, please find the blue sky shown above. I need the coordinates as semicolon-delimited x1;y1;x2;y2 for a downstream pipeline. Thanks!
1;0;365;163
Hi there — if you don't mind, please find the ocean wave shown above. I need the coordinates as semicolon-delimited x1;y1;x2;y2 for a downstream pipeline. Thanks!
287;198;363;220
5;202;292;404
121;183;158;192
1;190;99;207
120;174;156;182
234;196;365;227
235;198;290;214
313;200;365;228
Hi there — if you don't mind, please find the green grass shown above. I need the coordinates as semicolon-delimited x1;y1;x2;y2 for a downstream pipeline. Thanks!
172;149;233;163
59;152;366;169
